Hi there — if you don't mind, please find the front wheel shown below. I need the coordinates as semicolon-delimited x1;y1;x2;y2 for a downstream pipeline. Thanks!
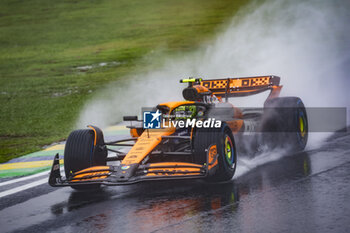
64;128;107;190
193;122;237;182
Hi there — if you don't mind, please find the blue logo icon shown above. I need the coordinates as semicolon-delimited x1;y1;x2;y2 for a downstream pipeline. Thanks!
143;110;162;129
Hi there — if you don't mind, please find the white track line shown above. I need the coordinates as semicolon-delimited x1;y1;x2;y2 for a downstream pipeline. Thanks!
0;178;48;198
0;170;49;187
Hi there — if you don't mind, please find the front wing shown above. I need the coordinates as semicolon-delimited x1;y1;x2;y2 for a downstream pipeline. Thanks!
48;145;218;187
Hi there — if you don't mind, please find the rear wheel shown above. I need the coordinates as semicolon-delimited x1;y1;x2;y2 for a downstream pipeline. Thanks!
261;97;308;151
193;123;237;182
64;129;107;190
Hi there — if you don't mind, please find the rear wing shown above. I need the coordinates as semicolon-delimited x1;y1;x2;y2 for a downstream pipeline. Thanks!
200;75;281;98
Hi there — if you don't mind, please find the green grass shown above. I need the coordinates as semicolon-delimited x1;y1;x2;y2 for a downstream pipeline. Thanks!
0;0;248;163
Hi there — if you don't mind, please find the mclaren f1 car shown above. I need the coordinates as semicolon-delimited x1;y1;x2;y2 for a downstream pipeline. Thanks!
49;75;308;190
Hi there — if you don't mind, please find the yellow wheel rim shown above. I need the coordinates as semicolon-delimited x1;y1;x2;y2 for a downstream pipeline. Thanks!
299;115;306;137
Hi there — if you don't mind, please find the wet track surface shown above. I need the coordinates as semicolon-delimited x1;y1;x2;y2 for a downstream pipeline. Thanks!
0;130;349;233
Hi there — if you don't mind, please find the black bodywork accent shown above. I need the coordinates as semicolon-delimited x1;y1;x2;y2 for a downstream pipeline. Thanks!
48;153;62;186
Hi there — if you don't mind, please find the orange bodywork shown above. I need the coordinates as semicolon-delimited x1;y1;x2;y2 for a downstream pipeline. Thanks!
122;100;202;170
71;174;108;182
121;127;176;165
70;166;111;182
148;162;203;168
267;85;283;100
202;76;271;90
146;162;203;176
192;85;210;93
201;76;282;98
207;145;218;170
130;128;142;137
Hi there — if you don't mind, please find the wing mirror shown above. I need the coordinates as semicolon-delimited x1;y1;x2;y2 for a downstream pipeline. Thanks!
123;116;138;121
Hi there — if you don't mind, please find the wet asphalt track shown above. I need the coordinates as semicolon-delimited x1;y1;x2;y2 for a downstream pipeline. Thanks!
0;130;349;233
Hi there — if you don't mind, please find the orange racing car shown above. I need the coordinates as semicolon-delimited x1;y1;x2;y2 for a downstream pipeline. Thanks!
49;76;308;190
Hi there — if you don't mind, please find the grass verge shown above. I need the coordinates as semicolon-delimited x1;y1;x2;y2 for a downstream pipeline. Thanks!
0;0;248;162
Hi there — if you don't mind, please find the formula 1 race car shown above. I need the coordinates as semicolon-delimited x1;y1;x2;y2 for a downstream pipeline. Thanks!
49;76;308;190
